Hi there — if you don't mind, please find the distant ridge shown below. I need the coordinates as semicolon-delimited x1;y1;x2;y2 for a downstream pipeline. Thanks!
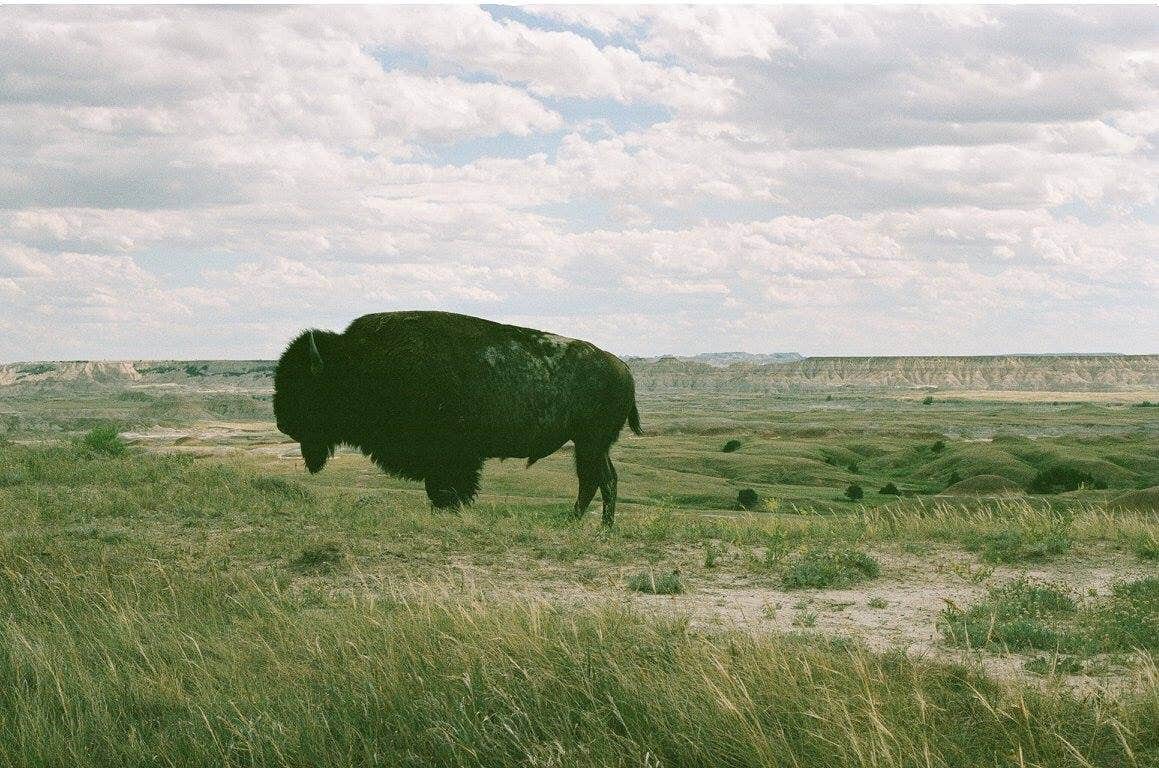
628;352;803;367
627;354;1159;393
1;354;1156;392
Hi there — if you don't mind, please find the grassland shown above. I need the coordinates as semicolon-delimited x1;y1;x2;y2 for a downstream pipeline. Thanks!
0;377;1157;766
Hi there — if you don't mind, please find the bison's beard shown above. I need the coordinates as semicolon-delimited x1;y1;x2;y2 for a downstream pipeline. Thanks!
301;441;333;474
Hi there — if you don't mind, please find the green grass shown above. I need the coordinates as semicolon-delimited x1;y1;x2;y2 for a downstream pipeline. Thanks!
1;553;1153;768
0;387;1158;767
626;568;684;595
962;525;1072;563
781;547;880;589
940;577;1158;657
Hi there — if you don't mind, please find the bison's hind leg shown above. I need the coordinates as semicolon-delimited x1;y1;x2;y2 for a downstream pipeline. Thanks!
599;455;618;526
425;457;483;509
573;442;617;525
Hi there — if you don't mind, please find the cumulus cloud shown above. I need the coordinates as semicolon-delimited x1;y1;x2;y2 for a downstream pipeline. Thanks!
0;5;1155;359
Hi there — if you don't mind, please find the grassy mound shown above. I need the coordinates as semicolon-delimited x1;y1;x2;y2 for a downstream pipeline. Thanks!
1108;486;1159;513
941;474;1023;495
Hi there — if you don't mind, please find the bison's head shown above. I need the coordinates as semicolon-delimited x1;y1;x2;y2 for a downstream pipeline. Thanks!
273;329;340;473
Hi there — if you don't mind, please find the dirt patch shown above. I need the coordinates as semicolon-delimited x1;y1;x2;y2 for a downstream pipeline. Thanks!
429;543;1155;696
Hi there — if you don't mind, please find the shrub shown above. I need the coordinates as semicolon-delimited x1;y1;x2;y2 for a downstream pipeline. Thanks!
80;425;126;457
922;395;934;405
721;439;742;453
1027;465;1107;494
879;482;900;495
627;569;683;595
931;440;945;453
782;547;880;589
736;488;761;510
844;483;863;501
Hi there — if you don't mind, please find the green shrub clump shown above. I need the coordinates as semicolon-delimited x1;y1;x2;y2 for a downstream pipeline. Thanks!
736;488;761;510
879;482;900;495
80;425;126;457
782;548;880;589
721;439;742;453
1027;465;1107;494
844;483;864;501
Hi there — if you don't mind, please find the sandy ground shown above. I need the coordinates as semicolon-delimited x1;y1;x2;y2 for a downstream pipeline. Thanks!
438;544;1157;696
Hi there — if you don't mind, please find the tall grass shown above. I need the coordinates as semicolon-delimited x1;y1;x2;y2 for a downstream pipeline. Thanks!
1;553;1153;768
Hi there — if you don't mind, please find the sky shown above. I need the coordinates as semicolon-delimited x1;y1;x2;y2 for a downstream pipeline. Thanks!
0;5;1156;361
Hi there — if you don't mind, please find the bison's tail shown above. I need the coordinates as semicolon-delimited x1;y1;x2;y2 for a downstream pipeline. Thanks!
627;399;643;436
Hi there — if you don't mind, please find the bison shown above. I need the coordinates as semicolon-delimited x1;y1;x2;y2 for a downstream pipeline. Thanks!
273;311;642;525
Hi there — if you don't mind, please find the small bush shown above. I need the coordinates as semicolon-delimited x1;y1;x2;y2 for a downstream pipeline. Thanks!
879;482;900;495
703;541;720;568
721;439;742;453
931;440;945;453
80;426;126;457
868;597;888;609
736;488;761;510
627;569;683;595
922;395;934;405
782;547;880;589
1027;465;1107;494
844;483;863;501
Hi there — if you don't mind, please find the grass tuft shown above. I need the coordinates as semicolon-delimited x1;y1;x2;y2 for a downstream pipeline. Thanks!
627;569;684;595
782;547;880;589
288;544;345;574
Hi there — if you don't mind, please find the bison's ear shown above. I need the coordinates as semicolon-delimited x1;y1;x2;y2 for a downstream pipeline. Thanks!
307;330;323;376
301;441;331;473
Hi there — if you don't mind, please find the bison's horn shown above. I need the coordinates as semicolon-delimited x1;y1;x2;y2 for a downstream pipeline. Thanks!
307;330;323;375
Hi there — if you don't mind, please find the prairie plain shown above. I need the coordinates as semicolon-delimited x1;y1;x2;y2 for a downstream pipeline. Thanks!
0;357;1156;767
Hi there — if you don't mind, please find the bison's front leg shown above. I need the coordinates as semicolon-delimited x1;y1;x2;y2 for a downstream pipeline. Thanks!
424;458;483;509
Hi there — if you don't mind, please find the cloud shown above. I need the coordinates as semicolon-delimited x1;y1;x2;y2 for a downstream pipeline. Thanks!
0;5;1155;359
